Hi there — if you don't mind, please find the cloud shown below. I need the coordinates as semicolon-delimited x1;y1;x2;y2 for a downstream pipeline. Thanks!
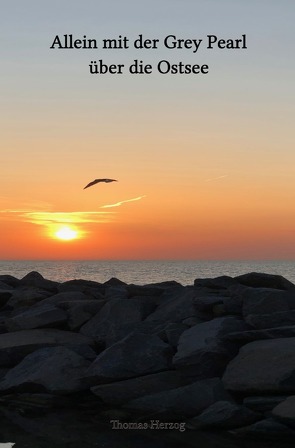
205;174;228;182
0;209;115;226
101;195;146;209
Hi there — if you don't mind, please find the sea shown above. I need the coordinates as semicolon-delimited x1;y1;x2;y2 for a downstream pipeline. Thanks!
0;259;295;285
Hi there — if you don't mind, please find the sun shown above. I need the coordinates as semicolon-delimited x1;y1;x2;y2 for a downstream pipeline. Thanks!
54;226;78;241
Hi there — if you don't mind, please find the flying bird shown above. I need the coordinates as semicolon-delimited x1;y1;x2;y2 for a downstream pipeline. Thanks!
83;179;118;190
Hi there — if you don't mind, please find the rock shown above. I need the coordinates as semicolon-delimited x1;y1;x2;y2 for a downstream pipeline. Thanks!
193;296;225;313
103;277;127;287
0;329;94;367
163;323;188;348
189;400;260;429
0;281;13;290
224;326;295;344
59;300;106;331
124;378;230;418
231;418;295;439
194;276;237;290
223;338;295;393
243;396;288;413
39;291;89;307
85;332;172;384
127;284;166;297
6;287;52;309
0;290;13;308
146;288;196;323
5;304;68;331
20;271;58;292
105;286;128;300
91;370;192;406
223;285;246;315
246;310;295;329
0;347;90;394
80;299;151;345
0;275;20;288
272;396;295;428
235;272;295;291
58;279;105;298
242;287;290;317
104;320;171;347
173;317;248;378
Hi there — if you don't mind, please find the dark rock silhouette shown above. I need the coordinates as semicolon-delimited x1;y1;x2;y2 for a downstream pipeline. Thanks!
0;270;295;440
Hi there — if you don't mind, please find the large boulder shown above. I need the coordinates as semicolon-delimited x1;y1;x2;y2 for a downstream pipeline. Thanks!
58;300;106;331
189;400;260;429
235;272;295;291
39;291;89;307
124;378;230;418
173;317;248;378
272;396;295;428
0;347;90;394
223;338;295;393
5;304;68;331
20;271;58;292
241;288;291;317
80;299;151;345
246;310;295;329
85;332;172;384
58;279;104;299
231;418;295;439
145;288;197;323
0;329;94;367
224;326;295;344
6;287;52;309
194;276;237;290
91;370;191;406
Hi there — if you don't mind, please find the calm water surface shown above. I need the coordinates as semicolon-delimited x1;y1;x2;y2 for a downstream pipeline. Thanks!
0;260;294;285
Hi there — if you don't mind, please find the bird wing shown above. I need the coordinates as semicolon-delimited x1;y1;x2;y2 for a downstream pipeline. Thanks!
83;178;118;189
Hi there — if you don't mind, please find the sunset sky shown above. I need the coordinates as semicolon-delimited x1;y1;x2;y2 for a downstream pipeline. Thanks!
1;0;294;260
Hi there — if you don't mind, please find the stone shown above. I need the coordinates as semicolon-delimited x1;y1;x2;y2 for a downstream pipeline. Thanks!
85;332;172;384
224;326;295;344
57;299;106;330
146;288;196;323
58;279;105;299
91;370;191;406
104;286;128;300
80;298;150;345
231;418;295;439
189;400;260;429
173;317;248;378
20;271;58;292
39;291;89;307
246;310;295;329
223;338;295;393
194;276;237;290
124;378;230;418
243;396;288;413
193;296;225;313
235;272;295;291
0;329;94;367
103;277;127;287
241;287;290;317
0;290;13;308
0;347;90;394
6;287;52;309
272;396;295;428
0;275;20;288
5;304;68;331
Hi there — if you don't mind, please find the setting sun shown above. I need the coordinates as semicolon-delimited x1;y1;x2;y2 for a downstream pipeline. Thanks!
54;226;78;241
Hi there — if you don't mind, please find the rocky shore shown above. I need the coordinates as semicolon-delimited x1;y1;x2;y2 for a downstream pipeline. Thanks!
1;270;295;443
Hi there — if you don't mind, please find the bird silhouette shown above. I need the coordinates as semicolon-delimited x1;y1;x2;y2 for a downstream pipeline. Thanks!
83;178;118;189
